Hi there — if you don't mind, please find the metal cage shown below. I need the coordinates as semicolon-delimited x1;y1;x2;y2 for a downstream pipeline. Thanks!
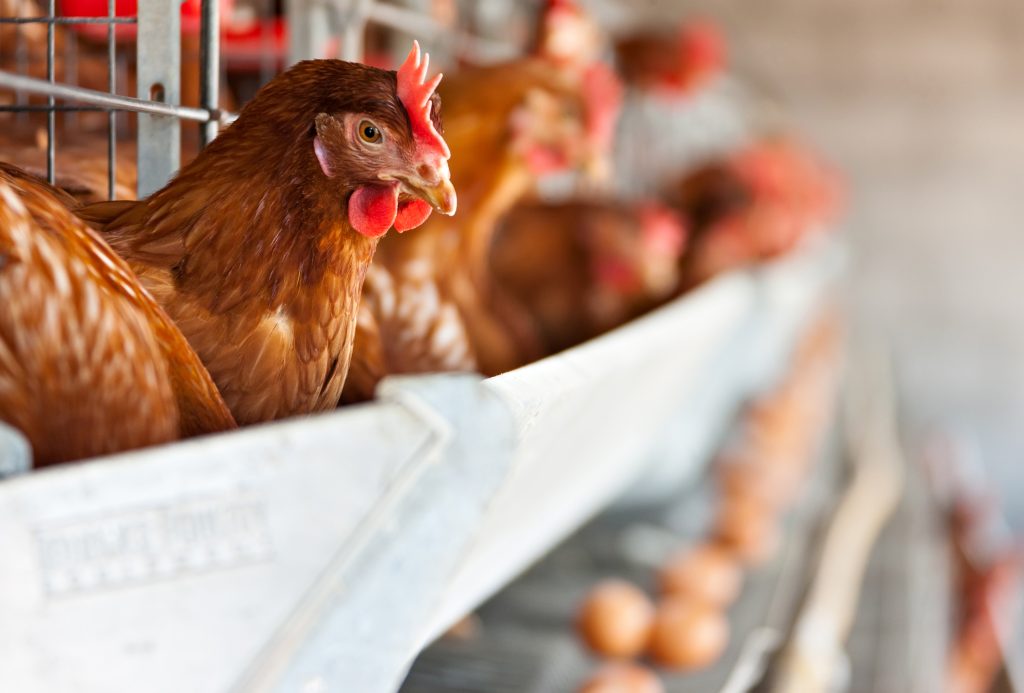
0;0;224;198
0;0;528;201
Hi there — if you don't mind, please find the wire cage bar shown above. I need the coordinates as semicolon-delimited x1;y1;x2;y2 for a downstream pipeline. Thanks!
0;0;530;202
0;0;221;199
0;16;136;24
0;71;218;122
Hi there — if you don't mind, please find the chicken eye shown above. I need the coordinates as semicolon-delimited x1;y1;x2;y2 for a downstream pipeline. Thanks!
359;121;383;144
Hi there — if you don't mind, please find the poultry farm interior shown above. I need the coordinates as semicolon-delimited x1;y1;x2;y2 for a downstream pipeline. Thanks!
0;1;1021;692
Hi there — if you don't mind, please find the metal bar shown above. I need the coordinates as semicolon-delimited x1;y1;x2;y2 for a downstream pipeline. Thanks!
14;17;26;123
198;0;219;148
0;17;136;24
136;1;182;196
65;19;78;130
0;71;218;121
365;2;517;62
335;0;372;62
46;0;54;185
285;0;333;64
107;0;115;200
0;105;111;112
259;0;275;84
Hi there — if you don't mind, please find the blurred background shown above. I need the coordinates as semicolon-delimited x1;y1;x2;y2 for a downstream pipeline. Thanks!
623;0;1024;531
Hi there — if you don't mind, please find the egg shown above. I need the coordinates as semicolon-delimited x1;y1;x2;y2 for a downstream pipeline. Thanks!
647;596;729;670
576;579;655;658
577;662;665;693
714;494;781;566
716;456;798;509
657;543;743;606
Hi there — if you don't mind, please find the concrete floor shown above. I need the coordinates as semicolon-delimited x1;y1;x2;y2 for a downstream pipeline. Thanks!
686;0;1024;527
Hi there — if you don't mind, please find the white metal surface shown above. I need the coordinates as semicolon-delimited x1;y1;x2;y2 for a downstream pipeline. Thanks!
0;241;839;692
0;423;30;480
428;270;756;639
137;1;182;196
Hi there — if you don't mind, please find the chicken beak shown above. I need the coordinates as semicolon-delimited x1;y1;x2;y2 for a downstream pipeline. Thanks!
414;176;458;217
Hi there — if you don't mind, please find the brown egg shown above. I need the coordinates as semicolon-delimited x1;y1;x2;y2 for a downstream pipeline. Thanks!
576;579;655;658
745;398;811;462
577;662;665;693
647;596;729;670
657;543;743;606
717;456;800;509
714;494;781;566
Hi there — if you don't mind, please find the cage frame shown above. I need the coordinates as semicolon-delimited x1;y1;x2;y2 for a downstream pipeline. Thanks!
0;0;523;201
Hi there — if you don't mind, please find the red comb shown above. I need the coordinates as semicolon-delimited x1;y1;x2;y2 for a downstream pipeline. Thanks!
397;41;450;162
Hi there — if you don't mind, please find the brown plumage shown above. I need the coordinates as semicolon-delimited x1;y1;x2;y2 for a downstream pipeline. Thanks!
668;139;842;287
77;54;456;425
341;59;602;402
491;200;687;354
0;164;234;467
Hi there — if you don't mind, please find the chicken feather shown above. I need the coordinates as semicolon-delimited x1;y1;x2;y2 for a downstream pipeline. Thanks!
0;163;234;466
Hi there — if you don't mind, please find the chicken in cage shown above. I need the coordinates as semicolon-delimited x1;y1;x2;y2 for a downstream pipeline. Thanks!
1;2;993;693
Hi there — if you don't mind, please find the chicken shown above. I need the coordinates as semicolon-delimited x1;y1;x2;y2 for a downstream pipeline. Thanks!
76;43;456;425
0;163;235;467
490;200;687;354
532;0;622;183
610;18;733;200
614;20;725;97
341;46;621;403
669;137;842;285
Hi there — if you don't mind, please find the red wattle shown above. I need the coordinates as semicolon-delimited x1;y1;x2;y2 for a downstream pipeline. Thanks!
349;184;398;238
395;198;433;232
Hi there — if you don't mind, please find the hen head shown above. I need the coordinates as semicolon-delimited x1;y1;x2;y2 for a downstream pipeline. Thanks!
587;203;687;298
222;41;456;240
537;0;602;68
507;65;622;181
666;20;726;96
315;42;457;237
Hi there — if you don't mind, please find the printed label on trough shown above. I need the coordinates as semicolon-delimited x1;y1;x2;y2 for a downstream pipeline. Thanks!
33;494;273;597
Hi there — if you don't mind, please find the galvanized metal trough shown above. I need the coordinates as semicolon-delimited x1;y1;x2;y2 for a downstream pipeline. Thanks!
0;239;840;693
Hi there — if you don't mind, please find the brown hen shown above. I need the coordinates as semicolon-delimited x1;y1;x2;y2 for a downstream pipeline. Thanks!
491;200;687;355
0;163;234;467
77;45;456;425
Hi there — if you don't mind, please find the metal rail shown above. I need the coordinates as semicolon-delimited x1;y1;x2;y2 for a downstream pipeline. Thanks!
286;0;520;66
1;1;226;199
107;0;116;199
198;0;220;147
0;71;225;123
365;2;518;61
0;16;136;24
4;0;516;198
45;0;54;183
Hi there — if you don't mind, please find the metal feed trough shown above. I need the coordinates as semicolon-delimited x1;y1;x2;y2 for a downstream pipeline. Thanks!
0;1;842;690
0;238;840;692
